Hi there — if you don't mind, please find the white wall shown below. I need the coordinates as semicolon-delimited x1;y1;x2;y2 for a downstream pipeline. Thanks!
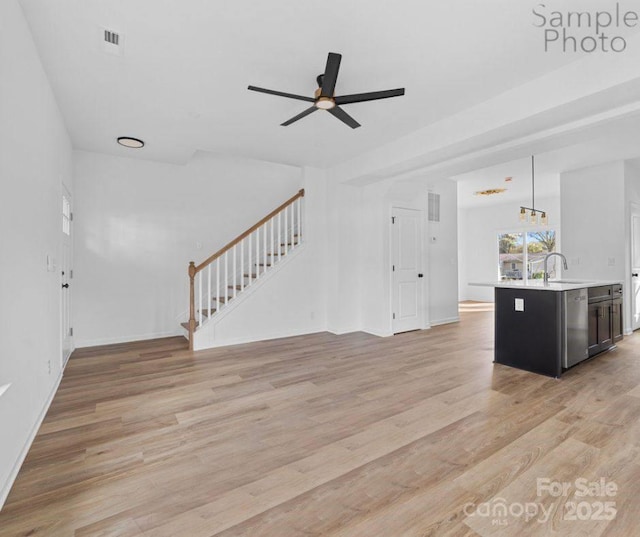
193;167;328;348
325;181;364;334
73;150;302;347
339;177;459;337
0;0;73;508
458;195;561;302
561;161;632;333
561;162;625;281
428;179;459;325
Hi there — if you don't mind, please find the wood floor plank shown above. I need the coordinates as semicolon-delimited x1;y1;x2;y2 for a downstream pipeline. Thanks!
2;306;640;536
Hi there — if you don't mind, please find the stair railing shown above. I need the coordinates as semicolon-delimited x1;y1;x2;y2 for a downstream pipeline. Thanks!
187;189;305;350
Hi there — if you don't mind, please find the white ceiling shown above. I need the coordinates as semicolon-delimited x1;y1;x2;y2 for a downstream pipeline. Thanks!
456;110;640;208
18;0;621;168
456;158;560;209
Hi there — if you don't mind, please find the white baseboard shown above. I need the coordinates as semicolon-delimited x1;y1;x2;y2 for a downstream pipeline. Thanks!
194;327;326;350
327;326;360;336
75;330;183;349
362;327;393;338
430;316;461;327
0;372;63;511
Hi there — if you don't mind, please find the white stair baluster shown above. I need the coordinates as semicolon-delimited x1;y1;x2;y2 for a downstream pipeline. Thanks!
224;251;228;308
288;203;292;248
278;212;282;261
198;271;202;327
256;227;261;279
270;218;274;267
216;257;220;313
207;264;211;320
233;245;237;298
284;206;288;255
290;204;294;248
248;233;252;286
296;198;301;243
240;239;245;291
263;221;267;273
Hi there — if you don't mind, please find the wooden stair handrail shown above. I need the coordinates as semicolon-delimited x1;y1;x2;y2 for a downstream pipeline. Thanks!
192;189;304;274
186;188;304;350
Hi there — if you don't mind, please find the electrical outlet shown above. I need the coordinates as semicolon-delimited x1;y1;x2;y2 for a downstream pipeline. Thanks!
608;257;616;266
47;360;51;375
571;257;580;266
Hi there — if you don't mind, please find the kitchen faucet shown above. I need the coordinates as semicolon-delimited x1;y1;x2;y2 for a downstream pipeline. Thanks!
543;252;568;284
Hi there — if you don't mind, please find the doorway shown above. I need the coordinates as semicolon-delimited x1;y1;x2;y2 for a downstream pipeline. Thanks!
391;207;424;333
61;186;73;366
631;204;640;331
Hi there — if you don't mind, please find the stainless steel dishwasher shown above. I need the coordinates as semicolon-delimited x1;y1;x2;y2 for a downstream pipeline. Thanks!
563;288;589;368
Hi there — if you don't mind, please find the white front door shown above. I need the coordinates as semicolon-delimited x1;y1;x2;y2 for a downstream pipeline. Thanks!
61;188;73;365
631;208;640;331
391;207;424;334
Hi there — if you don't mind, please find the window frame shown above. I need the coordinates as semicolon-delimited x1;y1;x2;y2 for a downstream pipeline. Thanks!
497;227;559;283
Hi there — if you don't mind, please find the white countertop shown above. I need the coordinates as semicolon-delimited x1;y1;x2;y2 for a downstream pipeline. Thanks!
470;279;623;292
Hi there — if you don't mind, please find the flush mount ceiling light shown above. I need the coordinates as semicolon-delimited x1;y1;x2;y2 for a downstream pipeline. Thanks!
519;155;548;226
117;136;144;149
474;188;507;196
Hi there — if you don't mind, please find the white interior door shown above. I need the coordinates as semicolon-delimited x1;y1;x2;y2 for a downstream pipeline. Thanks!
391;207;424;334
61;188;73;365
631;209;640;331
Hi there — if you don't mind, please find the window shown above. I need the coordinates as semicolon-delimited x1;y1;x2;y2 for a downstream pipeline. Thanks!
498;230;557;282
62;195;71;236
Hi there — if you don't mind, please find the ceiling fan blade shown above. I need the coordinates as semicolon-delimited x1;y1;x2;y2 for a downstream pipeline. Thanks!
248;86;315;103
335;88;405;105
328;106;361;129
281;106;318;126
320;53;342;97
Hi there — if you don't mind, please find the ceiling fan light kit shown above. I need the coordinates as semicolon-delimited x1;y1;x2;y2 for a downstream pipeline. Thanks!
248;52;405;128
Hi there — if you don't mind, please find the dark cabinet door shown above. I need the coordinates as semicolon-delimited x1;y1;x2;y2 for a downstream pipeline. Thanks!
588;302;601;356
588;301;613;357
599;303;612;348
612;298;623;342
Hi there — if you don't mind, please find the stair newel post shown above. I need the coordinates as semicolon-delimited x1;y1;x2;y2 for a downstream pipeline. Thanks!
188;261;196;351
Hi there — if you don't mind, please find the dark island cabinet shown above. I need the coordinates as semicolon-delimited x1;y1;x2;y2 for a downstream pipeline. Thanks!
495;283;622;378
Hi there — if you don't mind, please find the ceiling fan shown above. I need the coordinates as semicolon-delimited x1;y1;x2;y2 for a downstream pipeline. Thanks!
248;52;405;129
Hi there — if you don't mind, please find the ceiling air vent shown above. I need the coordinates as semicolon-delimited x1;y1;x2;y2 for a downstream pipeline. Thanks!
428;192;440;222
101;27;124;56
104;29;119;45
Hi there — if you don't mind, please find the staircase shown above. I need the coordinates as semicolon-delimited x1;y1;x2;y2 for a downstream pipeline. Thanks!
183;189;305;350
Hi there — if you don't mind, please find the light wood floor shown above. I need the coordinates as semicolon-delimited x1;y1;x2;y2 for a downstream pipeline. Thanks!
2;307;640;536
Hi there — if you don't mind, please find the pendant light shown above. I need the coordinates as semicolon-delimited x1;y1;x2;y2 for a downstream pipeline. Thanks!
519;155;547;225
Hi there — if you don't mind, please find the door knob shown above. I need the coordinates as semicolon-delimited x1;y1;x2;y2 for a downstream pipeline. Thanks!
418;273;424;278
62;283;69;289
633;273;639;277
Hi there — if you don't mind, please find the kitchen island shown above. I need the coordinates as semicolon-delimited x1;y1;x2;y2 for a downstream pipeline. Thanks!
473;280;623;377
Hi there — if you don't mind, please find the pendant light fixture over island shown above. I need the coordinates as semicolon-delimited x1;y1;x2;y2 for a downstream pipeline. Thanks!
519;155;548;225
